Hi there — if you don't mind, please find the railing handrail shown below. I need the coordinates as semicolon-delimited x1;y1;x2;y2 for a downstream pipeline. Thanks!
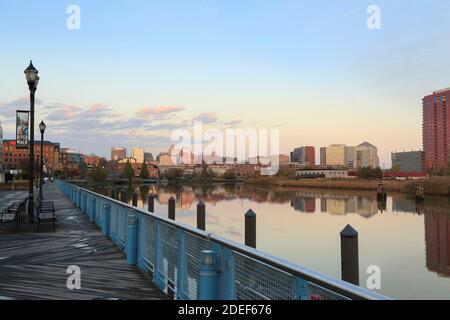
62;181;391;300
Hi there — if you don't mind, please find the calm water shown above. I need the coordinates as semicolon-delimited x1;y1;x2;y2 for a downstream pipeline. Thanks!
92;183;450;300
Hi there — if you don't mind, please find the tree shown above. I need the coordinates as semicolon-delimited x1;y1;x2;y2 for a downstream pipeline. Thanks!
123;160;134;181
89;165;107;182
140;162;150;179
165;168;183;180
357;167;383;179
223;169;236;180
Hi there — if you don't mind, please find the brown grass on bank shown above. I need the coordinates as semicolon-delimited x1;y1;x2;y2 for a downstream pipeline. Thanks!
245;176;450;196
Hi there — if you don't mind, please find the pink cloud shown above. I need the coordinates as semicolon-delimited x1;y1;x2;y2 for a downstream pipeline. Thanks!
136;105;185;117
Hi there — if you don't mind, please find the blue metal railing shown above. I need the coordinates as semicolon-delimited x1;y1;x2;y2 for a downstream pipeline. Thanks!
56;180;390;300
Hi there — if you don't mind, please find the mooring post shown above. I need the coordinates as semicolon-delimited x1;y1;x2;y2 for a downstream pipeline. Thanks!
126;215;138;265
197;201;206;231
340;224;360;286
199;250;220;300
168;196;176;220
148;194;155;213
245;209;257;248
132;192;138;207
120;191;128;204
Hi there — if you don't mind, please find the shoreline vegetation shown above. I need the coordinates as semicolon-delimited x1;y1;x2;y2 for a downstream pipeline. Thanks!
3;176;449;197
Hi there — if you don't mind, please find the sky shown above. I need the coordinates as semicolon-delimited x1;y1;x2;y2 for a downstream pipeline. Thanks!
1;0;450;167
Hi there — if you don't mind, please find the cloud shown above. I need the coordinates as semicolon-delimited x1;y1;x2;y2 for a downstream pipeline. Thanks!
1;97;248;159
136;106;186;118
0;97;43;118
45;103;83;121
194;112;218;124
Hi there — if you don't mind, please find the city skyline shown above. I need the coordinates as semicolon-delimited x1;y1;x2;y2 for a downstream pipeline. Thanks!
1;1;450;167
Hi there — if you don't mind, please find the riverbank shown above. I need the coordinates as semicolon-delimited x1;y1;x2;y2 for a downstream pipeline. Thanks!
245;176;450;197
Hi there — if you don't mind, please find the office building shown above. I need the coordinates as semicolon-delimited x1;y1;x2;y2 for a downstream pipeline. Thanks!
111;147;126;161
132;147;145;164
3;139;60;176
356;142;379;168
290;146;315;166
144;152;154;163
391;151;424;172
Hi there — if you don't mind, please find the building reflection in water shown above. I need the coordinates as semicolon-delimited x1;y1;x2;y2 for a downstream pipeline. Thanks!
424;205;450;278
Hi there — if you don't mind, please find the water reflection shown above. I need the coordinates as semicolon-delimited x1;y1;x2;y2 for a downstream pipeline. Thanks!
90;183;450;299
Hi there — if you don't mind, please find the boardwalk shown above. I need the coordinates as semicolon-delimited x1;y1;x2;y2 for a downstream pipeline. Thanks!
0;183;166;300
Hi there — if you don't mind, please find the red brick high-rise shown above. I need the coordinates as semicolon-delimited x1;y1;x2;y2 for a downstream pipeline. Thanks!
423;88;450;170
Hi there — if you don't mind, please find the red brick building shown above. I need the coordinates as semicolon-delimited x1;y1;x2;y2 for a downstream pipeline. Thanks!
3;139;60;175
423;88;450;170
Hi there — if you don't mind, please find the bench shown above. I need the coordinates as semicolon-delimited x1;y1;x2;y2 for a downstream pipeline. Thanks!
0;199;27;232
33;199;56;232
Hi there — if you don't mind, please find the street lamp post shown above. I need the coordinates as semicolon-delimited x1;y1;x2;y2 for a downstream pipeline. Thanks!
25;61;39;221
39;120;46;200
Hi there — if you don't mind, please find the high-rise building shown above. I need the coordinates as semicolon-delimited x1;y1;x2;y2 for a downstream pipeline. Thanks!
322;144;347;167
320;147;327;166
391;151;424;172
355;142;379;168
144;152;154;163
290;146;315;166
423;88;450;170
111;147;126;161
132;147;145;164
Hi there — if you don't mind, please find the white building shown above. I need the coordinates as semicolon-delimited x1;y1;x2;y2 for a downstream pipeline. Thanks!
132;147;145;164
356;142;379;168
296;169;349;179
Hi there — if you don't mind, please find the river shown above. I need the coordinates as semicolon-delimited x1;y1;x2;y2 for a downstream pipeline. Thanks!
90;183;450;300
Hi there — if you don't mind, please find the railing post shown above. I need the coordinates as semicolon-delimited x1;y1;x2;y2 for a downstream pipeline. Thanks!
132;192;138;207
111;189;116;200
168;196;176;220
293;277;311;300
340;224;359;286
199;250;220;300
197;201;206;231
83;193;87;214
220;247;236;300
86;195;91;215
102;203;111;236
148;194;155;213
90;197;96;222
245;209;257;248
126;214;138;265
77;189;81;208
176;229;187;299
152;220;165;291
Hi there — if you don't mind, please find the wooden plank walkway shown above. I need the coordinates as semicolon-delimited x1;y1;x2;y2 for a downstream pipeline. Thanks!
0;183;167;300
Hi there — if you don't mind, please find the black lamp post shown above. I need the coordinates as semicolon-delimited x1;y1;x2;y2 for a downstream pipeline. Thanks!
39;120;46;200
25;61;39;221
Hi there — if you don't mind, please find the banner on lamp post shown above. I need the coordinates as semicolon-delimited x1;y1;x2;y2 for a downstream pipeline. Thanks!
16;110;30;149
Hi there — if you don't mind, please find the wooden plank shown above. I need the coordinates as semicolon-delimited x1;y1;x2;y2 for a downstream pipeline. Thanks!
0;184;167;300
